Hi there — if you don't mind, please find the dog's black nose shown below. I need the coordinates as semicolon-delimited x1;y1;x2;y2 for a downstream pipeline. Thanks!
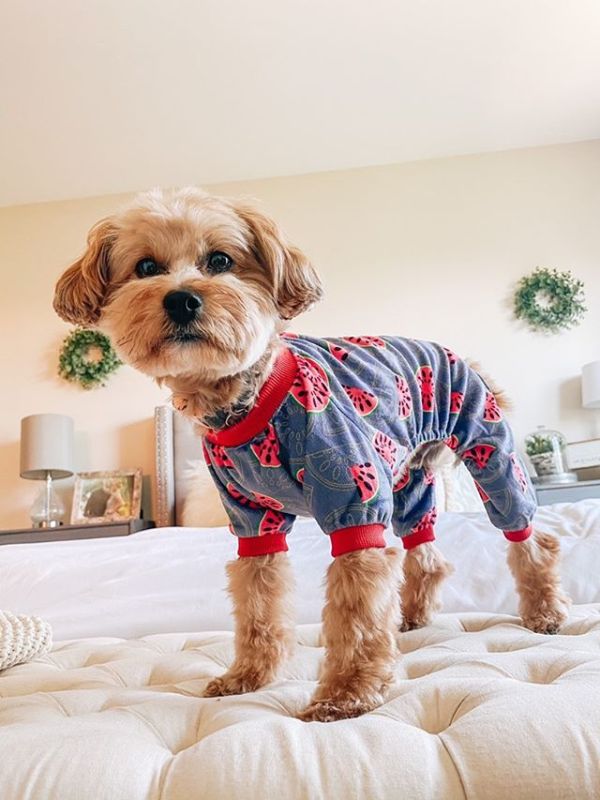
163;290;203;325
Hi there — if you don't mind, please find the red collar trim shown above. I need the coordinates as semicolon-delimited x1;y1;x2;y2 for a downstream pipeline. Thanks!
205;348;298;447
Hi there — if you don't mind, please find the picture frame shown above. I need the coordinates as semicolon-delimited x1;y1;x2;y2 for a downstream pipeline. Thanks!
71;469;143;525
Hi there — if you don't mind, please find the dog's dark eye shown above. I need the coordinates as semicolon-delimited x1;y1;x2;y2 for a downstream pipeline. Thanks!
135;258;161;278
207;251;233;274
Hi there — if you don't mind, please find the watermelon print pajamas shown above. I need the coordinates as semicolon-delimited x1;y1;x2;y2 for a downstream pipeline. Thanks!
202;335;537;558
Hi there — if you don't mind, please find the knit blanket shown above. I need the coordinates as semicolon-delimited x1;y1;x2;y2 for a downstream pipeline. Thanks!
0;611;52;672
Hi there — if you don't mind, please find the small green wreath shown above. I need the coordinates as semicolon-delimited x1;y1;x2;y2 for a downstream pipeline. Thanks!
514;267;586;334
58;329;122;389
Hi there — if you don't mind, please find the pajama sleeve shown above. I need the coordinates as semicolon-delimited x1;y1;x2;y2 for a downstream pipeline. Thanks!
204;458;296;557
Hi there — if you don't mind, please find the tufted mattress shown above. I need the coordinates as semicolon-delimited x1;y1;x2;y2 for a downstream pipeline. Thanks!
1;604;600;800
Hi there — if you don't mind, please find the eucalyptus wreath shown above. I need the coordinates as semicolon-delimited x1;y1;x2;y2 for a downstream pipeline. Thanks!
58;329;122;389
514;267;586;333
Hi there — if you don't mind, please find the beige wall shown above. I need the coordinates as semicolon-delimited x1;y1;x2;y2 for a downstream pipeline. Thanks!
1;140;599;528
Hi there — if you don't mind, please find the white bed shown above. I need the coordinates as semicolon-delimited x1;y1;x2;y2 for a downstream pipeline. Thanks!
1;408;600;799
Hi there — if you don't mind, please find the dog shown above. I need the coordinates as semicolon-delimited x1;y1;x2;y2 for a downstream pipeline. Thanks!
53;187;569;722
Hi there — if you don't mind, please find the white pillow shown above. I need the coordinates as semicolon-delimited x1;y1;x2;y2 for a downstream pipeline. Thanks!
180;459;229;527
440;460;486;513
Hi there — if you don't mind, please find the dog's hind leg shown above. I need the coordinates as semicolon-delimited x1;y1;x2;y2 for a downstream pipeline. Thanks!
204;552;295;696
507;531;570;634
400;542;453;631
298;547;401;723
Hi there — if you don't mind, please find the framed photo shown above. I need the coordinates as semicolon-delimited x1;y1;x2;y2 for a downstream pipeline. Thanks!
71;469;143;525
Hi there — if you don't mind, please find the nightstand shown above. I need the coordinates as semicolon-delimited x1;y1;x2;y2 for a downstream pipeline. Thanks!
0;519;155;546
535;480;600;506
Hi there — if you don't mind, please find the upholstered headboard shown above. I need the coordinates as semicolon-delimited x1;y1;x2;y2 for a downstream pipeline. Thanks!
154;404;486;528
154;405;202;527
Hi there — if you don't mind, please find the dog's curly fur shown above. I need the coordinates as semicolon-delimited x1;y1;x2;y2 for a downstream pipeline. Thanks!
53;187;569;722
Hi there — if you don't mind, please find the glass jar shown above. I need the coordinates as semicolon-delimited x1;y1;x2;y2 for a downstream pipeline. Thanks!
525;425;568;478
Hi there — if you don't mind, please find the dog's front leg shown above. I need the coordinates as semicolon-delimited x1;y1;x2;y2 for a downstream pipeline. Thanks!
204;552;295;697
298;548;401;723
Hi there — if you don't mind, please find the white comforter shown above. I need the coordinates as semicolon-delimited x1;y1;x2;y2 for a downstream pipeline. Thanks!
0;500;599;640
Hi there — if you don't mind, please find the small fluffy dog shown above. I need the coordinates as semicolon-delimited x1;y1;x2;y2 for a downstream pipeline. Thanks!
54;188;569;723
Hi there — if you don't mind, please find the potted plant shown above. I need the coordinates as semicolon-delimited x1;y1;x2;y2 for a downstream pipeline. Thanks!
525;427;567;477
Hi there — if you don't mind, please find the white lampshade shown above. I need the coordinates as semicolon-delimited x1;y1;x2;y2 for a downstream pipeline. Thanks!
20;414;74;480
582;361;600;409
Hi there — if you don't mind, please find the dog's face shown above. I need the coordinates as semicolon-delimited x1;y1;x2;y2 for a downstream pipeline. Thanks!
53;188;322;380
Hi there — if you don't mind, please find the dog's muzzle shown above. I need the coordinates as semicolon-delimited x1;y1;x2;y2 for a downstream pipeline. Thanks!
163;290;203;326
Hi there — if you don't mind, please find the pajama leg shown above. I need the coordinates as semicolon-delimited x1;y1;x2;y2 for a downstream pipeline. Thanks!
458;427;537;541
391;466;438;549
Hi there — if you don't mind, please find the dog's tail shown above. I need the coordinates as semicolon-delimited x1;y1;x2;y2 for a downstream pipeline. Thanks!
466;359;513;413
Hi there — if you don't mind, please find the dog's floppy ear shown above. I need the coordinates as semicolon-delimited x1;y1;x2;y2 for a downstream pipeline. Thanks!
234;203;323;320
53;218;117;325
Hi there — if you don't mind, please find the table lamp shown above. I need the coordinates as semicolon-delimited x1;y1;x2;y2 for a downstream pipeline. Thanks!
20;414;74;528
582;361;600;409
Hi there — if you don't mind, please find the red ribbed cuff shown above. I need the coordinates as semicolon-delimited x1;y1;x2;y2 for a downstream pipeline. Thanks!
330;524;386;557
504;525;533;543
401;525;436;550
237;534;288;558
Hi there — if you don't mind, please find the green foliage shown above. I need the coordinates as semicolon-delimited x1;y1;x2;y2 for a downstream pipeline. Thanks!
58;329;121;390
525;434;554;457
514;267;586;334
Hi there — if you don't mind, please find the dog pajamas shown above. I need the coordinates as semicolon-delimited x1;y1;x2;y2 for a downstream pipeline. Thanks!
202;335;537;557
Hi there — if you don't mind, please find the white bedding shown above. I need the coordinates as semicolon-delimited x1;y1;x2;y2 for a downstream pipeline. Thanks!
1;500;599;641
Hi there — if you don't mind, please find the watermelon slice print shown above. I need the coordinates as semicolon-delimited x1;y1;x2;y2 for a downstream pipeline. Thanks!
258;509;287;536
510;453;529;493
289;355;331;412
410;508;437;533
483;392;503;423
393;465;410;492
342;336;386;348
450;392;464;414
226;483;260;509
209;443;235;468
474;481;490;503
328;342;349;362
462;443;496;469
251;423;281;467
253;493;284;511
349;462;380;503
295;467;305;484
445;434;460;451
372;431;398;469
395;375;412;419
343;385;379;416
443;347;459;365
416;365;435;412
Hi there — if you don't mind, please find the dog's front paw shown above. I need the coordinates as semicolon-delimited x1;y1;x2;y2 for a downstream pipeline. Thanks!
399;613;432;632
298;694;382;723
297;687;386;723
203;670;266;697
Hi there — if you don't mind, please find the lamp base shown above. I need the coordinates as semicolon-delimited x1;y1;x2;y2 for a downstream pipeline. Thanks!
29;473;66;529
32;520;62;529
